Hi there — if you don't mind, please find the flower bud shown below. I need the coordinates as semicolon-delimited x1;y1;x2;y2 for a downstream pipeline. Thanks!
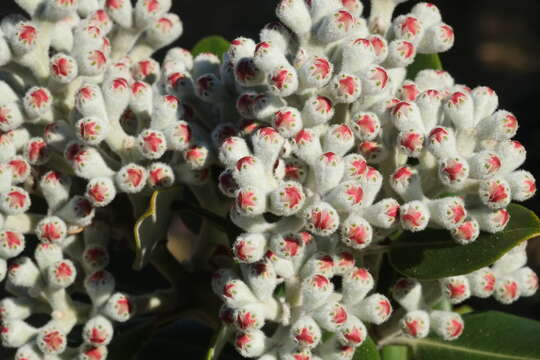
302;274;334;311
342;38;375;73
234;330;267;358
0;186;31;215
46;259;77;289
76;116;109;146
267;65;299;97
438;156;470;188
0;230;25;259
440;276;471;304
84;270;115;304
304;202;340;236
337;315;367;347
23;87;53;119
276;0;312;36
116;163;148;193
79;344;108;360
233;233;267;264
343;267;374;305
392;278;423;311
7;257;40;291
514;267;538;297
467;267;496;298
40;171;71;212
400;310;430;338
506;170;536;201
430;311;464;340
386;40;416;68
451;218;480;245
221;278;259;308
355;293;392;325
0;102;24;133
291;316;322;349
86;177;116;207
1;320;38;348
50;53;78;84
316;10;357;44
349;112;381;141
269;181;305;216
478;177;511;210
57;196;95;226
103;292;132;322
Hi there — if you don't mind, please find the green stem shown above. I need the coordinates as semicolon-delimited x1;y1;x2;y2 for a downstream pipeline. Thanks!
205;324;231;360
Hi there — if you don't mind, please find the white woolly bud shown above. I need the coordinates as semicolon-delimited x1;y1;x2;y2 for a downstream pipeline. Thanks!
244;260;279;300
83;316;114;346
252;127;285;169
514;267;538;297
218;168;239;198
467;267;496;298
342;267;374;305
235;186;267;217
316;10;357;43
146;162;174;189
336;315;367;347
145;13;183;49
43;121;74;153
116;163;148;193
23;87;53;120
478;177;511;210
341;154;367;183
85;177;116;207
357;141;388;164
57;196;95;226
70;145;115;179
34;243;63;272
391;101;424;132
322;124;355;156
293;129;324;166
7;257;40;290
85;270;115;307
233;233;267;264
134;0;171;28
102;77;131;119
234;58;264;87
354;293;392;325
269;181;305;216
221;278;259;308
451;218;480;245
23;137;49;165
267;65;299;97
0;135;15;166
76;84;107;119
398;130;424;158
477;110;518;141
1;320;38;348
269;232;305;262
426;126;456;158
46;259;77;289
471;86;498;122
6;21;39;55
364;198;400;228
428;197;467;229
444;91;474;129
339;213;372;250
137;129;167;159
129;81;152;114
493;275;521;304
386;40;416;68
0;164;12;193
82;244;109;271
390;166;422;199
298;56;333;89
163;121;191;152
367;34;388;63
333;249;356;276
192;52;220;79
360;65;390;95
326;180;365;212
438;156;470;188
430;311;464;341
233;303;266;331
415;69;454;91
342;38;375;73
392;278;423;311
0;102;24;132
75;116;109;146
302;274;334;311
313;301;349;332
469;208;510;234
467;151;501;180
218;138;249;168
313;152;344;194
79;344;108;360
0;186;31;215
103;292;133;322
400;310;430;338
304;202;340;236
291;316;322;349
228;37;255;65
272;107;303;138
349;112;381;141
260;22;291;53
497;140;526;174
276;0;312;36
8;156;30;184
252;94;287;121
392;15;425;44
400;201;430;232
50;53;78;84
105;0;133;28
0;230;25;259
39;171;71;212
76;47;109;76
234;330;268;358
506;170;536;201
301;252;335;279
35;216;67;244
418;23;455;54
440;276;471;304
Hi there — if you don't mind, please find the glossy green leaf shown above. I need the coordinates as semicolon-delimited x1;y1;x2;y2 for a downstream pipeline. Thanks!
353;336;381;360
399;311;540;360
407;53;443;79
381;345;409;360
133;186;183;270
389;204;540;279
192;36;230;58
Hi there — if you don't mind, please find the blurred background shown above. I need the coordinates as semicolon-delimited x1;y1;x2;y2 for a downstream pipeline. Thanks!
1;0;539;357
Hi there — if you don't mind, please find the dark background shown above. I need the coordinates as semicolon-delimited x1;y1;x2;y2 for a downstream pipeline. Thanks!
1;0;539;356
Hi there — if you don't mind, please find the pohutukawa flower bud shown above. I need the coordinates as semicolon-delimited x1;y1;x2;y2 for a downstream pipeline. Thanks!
323;124;355;156
79;344;108;360
221;278;259;308
400;310;430;338
0;230;25;259
23;87;53;119
269;232;304;260
430;311;464;341
233;303;266;331
451;218;480;245
364;198;400;228
302;274;334;311
349;112;381;141
275;0;312;36
467;267;496;298
478;177;511;210
137;129;167;159
35;216;67;244
355;293;393;325
57;196;95;226
269;181;305;216
40;171;71;212
343;267;374;305
116;163;148;193
0;186;31;215
86;177;117;207
301;252;335;278
272;107;303;138
299;56;334;89
50;53;78;83
514;267;539;297
340;214;372;250
506;170;536;201
76;117;109;145
235;186;267;217
429;197;467;230
398;130;424;158
8;156;30;184
233;233;267;264
438;156;470;188
337;315;367;347
304;202;340;236
291;316;322;349
400;201;430;232
386;40;416;68
70;145;115;179
493;276;520;304
0;102;24;132
46;259;77;289
103;292;132;322
440;276;471;304
342;38;375;73
7;256;41;291
267;65;299;97
234;330;267;358
147;162;175;189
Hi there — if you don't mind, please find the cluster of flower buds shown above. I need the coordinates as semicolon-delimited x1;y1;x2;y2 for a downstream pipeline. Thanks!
201;0;537;357
0;0;202;357
1;222;132;359
391;240;538;341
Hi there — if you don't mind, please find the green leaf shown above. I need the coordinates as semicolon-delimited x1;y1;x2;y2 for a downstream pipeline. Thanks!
382;345;409;360
407;53;443;79
192;36;230;59
353;336;381;360
133;186;183;270
399;311;540;360
389;204;540;279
